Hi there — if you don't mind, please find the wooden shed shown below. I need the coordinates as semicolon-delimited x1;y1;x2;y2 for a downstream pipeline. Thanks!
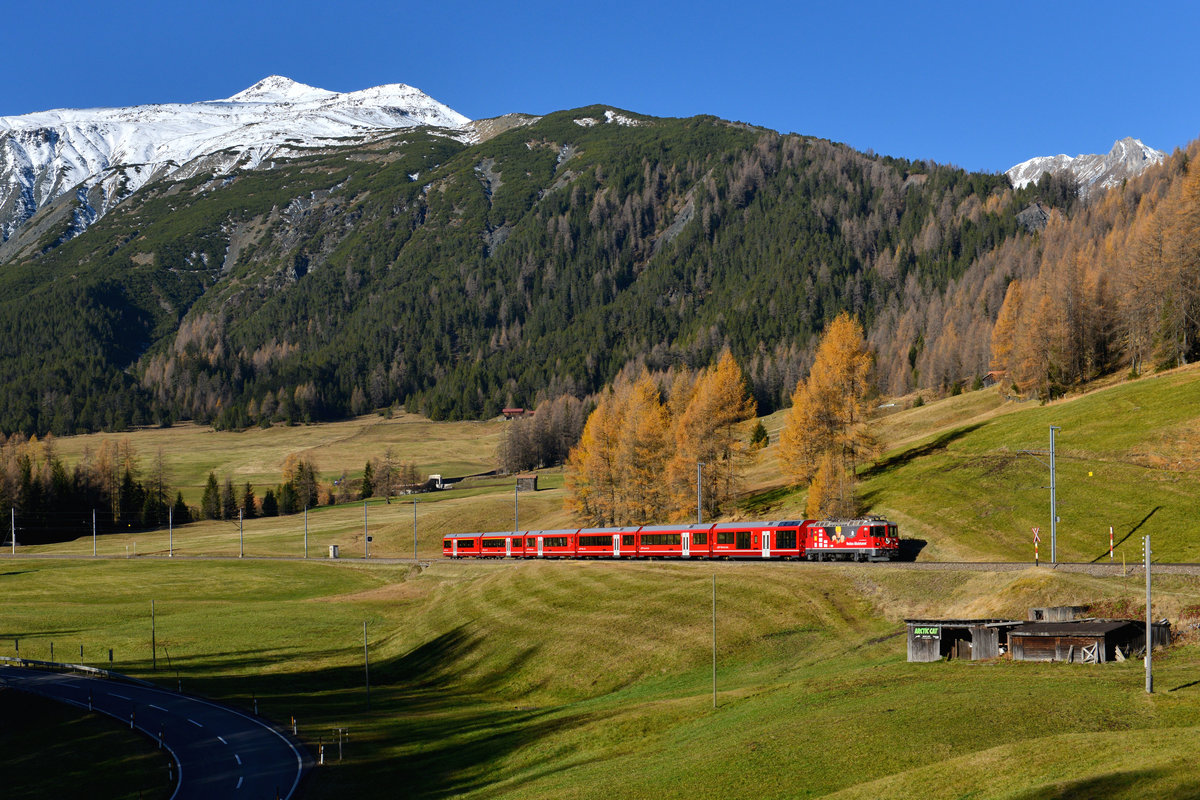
515;474;538;492
1007;620;1158;663
1028;606;1086;622
906;619;1021;662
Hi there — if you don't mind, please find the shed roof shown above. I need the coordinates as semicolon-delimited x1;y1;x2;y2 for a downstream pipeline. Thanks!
1010;621;1135;637
905;619;1021;627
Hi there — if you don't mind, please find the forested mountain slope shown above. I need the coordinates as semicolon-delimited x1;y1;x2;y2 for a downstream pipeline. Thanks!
0;107;1063;434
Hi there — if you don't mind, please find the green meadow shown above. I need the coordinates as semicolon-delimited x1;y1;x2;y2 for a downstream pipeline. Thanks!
7;364;1200;797
5;558;1200;799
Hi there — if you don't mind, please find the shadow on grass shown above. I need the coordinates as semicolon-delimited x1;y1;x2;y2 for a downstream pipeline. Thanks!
859;423;985;480
897;539;927;562
1008;767;1198;799
1091;506;1161;563
150;625;609;799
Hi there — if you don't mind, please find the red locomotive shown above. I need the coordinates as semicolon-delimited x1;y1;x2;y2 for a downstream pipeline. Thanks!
442;517;899;561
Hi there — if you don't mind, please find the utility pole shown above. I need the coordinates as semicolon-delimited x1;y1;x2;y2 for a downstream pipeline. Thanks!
151;600;156;672
1145;534;1153;694
697;462;704;524
239;509;244;558
168;507;173;558
364;500;369;559
514;483;519;534
413;499;418;561
1050;426;1059;563
304;505;308;559
11;508;15;554
93;509;97;557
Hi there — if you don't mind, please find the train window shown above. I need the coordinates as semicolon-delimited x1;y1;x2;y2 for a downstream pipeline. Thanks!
543;537;568;548
889;525;898;538
640;533;681;546
777;530;797;549
579;535;611;547
871;526;885;538
693;532;707;545
481;539;506;548
443;540;451;548
736;531;752;549
458;539;476;548
622;535;636;546
717;531;734;544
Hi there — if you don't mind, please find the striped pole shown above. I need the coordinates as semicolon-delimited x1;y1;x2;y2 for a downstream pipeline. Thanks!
1110;526;1114;561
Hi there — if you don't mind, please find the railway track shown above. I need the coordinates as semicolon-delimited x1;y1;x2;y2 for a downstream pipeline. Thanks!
7;552;1200;575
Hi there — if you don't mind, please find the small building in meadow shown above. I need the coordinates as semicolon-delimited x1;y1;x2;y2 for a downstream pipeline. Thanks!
905;619;1022;662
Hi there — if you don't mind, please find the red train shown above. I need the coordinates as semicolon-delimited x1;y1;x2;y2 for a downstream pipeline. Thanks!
442;517;900;561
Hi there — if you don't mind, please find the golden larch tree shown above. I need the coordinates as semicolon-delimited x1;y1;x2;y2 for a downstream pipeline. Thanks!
565;387;626;525
665;351;757;520
615;371;673;523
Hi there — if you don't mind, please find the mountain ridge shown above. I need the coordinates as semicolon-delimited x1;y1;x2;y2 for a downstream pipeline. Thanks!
1005;136;1164;197
0;76;470;247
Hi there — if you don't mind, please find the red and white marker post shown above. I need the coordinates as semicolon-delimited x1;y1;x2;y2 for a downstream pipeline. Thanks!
1110;526;1114;561
1033;527;1041;566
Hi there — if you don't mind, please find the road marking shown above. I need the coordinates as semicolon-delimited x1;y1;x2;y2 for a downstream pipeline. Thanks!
188;718;203;728
234;754;241;765
237;776;243;789
150;704;167;711
110;693;131;700
217;735;227;744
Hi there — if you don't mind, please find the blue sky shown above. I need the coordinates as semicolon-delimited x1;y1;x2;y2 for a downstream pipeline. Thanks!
4;0;1199;173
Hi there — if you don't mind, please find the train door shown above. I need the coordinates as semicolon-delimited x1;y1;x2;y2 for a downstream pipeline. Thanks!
452;539;458;557
613;533;621;557
682;531;691;558
506;537;512;557
537;536;544;557
761;530;771;558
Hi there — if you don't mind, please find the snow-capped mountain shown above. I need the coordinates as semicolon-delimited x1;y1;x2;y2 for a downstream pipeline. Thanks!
1006;137;1164;197
0;76;470;244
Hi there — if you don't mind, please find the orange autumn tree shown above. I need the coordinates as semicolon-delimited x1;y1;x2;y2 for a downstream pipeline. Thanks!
565;354;757;525
665;351;757;520
778;312;875;515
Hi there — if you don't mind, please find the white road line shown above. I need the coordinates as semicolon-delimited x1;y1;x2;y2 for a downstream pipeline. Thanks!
237;777;243;789
110;693;131;700
188;718;203;728
150;704;167;711
234;754;241;765
217;735;227;744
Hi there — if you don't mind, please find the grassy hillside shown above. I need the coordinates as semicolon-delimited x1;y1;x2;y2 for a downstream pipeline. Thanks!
20;362;1200;565
6;558;1200;799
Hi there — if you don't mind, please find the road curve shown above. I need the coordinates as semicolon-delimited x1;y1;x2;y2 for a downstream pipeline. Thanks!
0;666;307;799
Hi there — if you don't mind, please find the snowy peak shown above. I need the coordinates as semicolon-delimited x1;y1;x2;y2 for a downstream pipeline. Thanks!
0;76;470;247
1006;137;1164;197
223;75;336;104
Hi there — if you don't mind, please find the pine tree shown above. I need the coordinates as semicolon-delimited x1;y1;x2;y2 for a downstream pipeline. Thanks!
220;476;237;520
241;482;257;519
261;488;279;517
361;461;374;499
200;472;220;520
172;491;191;525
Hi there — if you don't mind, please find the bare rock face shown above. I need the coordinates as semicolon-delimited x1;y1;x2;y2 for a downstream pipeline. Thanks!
1006;137;1165;199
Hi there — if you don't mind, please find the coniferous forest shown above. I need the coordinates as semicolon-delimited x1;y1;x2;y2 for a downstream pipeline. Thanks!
0;105;1194;437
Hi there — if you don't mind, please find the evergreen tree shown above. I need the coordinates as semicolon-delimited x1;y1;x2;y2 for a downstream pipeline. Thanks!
261;488;279;517
361;461;374;499
241;482;257;519
172;491;191;525
279;482;299;515
201;472;220;520
220;476;238;520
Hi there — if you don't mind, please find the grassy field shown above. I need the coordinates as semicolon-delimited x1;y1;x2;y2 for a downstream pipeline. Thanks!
0;688;171;799
8;366;1200;797
47;411;506;505
5;557;1200;799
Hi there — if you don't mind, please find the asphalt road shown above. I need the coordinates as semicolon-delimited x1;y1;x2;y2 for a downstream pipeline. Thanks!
0;665;306;799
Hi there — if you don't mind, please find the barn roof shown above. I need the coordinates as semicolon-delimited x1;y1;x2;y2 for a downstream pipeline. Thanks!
1009;621;1136;637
